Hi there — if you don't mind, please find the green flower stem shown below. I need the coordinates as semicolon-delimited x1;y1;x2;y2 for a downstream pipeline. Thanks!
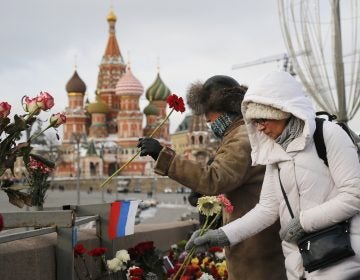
178;248;195;279
100;108;175;188
28;124;52;142
100;151;140;188
173;211;222;280
148;108;174;138
204;212;221;231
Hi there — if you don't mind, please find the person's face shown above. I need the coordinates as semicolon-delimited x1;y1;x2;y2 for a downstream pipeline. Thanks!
205;111;223;124
252;118;288;140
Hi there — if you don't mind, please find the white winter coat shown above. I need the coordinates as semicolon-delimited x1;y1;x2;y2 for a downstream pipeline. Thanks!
221;71;360;280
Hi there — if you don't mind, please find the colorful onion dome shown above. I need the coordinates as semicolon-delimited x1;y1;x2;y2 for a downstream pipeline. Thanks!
145;73;170;101
66;70;86;94
115;67;144;96
143;103;160;115
87;95;109;114
107;9;117;22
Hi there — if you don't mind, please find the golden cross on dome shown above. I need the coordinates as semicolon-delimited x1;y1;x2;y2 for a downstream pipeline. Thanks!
157;56;161;73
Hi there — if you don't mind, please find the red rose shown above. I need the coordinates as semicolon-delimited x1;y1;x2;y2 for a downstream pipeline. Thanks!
167;94;185;113
74;243;87;257
22;96;41;115
0;102;11;119
36;91;54;111
0;213;4;232
50;113;66;128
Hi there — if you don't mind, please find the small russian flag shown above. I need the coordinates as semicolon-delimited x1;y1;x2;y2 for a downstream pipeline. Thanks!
108;200;140;240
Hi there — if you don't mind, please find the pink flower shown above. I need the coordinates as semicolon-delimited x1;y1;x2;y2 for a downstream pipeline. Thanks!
50;113;66;128
28;157;53;174
22;96;41;115
0;102;11;119
36;91;54;111
217;194;234;214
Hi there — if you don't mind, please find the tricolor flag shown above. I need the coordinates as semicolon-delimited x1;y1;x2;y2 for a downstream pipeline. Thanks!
108;200;140;240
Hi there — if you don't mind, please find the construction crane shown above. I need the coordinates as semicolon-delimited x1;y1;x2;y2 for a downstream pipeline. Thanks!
232;51;307;75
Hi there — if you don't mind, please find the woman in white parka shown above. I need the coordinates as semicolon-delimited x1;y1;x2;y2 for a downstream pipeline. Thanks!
186;71;360;279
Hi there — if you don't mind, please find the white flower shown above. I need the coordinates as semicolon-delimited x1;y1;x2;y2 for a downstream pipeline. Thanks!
107;258;121;272
171;244;178;250
214;250;226;260
199;273;215;280
116;249;130;263
197;196;222;216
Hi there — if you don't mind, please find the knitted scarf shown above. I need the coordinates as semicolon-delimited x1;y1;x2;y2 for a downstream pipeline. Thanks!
275;116;305;150
210;113;238;139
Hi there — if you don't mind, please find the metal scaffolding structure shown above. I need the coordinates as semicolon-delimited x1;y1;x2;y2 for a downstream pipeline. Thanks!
278;0;360;123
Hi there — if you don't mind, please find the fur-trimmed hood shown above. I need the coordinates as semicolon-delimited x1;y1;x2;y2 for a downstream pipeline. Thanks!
186;75;247;115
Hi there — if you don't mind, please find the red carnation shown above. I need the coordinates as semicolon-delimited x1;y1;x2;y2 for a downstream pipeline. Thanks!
167;94;185;113
87;247;107;257
74;243;87;257
208;246;223;253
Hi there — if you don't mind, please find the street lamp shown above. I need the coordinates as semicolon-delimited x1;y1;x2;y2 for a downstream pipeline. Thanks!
99;144;105;203
70;132;86;205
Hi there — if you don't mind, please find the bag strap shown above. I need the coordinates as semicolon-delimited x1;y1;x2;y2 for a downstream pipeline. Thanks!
314;118;329;166
277;167;294;219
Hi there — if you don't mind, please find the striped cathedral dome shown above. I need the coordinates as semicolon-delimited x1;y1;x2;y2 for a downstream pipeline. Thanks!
145;73;170;101
143;103;160;115
115;67;144;96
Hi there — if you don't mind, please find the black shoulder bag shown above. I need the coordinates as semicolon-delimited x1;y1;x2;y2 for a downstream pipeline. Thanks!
278;167;354;273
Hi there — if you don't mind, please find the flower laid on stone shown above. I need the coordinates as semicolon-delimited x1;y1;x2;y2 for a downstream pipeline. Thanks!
106;249;130;272
127;266;144;280
0;92;66;208
101;93;185;188
171;195;233;280
74;243;167;280
166;243;228;280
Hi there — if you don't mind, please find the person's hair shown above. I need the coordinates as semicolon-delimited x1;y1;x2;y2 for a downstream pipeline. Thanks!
187;75;247;115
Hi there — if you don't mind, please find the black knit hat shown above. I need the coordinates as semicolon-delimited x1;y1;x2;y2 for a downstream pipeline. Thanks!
186;75;247;115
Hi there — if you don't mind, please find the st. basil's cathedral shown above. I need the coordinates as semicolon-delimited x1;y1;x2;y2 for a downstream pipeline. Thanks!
55;9;216;179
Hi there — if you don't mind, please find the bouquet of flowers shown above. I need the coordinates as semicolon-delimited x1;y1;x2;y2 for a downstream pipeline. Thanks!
165;241;228;280
74;242;166;280
0;92;66;208
127;241;165;279
169;195;233;280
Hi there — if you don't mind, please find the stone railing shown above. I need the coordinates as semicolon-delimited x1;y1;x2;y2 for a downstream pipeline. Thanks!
0;203;198;280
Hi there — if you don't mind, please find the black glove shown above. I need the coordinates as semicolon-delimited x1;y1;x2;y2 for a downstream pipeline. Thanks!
137;137;163;161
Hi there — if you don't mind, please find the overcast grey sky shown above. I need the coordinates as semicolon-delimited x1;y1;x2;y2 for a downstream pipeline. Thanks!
1;0;359;134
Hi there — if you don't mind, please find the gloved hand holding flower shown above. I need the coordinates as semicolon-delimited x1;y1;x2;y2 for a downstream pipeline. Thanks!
137;137;163;161
185;228;230;253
